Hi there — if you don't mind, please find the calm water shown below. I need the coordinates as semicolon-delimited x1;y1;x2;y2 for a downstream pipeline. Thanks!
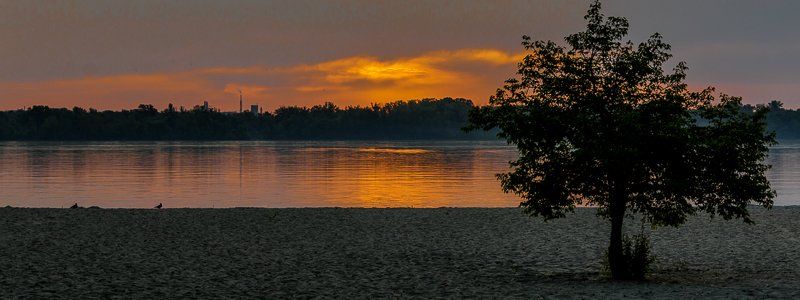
1;141;798;208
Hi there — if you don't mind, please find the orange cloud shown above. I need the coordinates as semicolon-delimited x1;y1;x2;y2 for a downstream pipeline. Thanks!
0;48;521;111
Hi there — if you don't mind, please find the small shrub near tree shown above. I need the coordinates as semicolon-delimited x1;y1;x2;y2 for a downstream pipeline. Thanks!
602;229;655;280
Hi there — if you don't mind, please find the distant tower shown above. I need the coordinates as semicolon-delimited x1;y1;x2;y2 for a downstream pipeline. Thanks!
239;90;243;113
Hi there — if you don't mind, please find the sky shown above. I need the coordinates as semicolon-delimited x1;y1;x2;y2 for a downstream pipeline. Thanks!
1;0;799;111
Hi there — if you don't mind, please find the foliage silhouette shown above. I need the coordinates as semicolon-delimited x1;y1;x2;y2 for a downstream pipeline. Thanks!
1;98;798;141
0;98;494;140
601;232;655;281
466;1;775;280
757;100;800;139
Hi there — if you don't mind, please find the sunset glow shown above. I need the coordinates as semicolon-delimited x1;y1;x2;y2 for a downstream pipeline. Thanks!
4;1;800;111
0;49;520;111
2;1;800;297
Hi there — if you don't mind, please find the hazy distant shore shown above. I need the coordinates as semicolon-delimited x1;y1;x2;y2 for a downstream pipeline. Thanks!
1;207;798;298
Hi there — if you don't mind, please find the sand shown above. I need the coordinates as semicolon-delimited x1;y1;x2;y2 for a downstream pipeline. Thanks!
1;207;799;298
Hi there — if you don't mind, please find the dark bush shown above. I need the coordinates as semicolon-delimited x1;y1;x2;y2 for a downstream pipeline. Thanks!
603;233;655;281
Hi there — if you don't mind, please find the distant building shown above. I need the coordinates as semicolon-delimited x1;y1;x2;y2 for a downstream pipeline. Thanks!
203;101;209;111
251;105;259;116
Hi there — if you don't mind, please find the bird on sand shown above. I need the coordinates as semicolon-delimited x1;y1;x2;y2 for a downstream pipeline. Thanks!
155;203;163;209
70;203;79;209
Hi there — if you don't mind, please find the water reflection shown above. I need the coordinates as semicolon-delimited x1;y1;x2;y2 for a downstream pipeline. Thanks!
765;140;800;206
1;140;798;208
0;141;518;208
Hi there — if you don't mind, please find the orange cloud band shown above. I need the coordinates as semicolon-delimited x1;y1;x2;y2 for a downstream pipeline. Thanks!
0;49;522;111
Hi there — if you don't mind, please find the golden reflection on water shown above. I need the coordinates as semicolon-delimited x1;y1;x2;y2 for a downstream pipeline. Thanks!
356;147;431;154
0;141;520;208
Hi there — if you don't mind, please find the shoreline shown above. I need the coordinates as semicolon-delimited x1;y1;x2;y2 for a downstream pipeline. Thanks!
2;207;798;298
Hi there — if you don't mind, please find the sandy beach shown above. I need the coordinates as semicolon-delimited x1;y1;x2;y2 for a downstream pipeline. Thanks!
1;207;799;298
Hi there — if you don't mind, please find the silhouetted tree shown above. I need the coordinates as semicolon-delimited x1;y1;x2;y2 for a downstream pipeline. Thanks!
467;1;775;280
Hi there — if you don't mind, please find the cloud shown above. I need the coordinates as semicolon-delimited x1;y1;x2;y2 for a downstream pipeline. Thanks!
0;48;521;111
302;49;521;85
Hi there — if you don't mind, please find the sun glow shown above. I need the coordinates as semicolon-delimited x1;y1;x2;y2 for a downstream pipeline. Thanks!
0;48;521;111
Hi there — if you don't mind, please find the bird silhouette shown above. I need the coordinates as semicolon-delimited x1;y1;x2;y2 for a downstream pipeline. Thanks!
155;203;163;209
70;203;79;209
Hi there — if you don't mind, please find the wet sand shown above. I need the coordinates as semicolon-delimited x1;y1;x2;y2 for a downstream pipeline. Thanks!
1;207;799;298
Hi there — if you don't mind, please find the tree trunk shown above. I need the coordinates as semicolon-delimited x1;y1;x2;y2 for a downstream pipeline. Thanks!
608;182;627;280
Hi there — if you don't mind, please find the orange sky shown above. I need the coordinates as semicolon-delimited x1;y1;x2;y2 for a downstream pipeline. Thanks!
2;1;800;111
0;49;521;111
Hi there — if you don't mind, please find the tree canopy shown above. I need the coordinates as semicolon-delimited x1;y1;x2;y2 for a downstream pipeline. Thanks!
466;1;775;279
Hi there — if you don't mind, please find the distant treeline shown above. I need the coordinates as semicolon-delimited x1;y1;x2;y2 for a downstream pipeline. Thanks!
0;98;497;140
1;98;799;141
756;101;800;140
